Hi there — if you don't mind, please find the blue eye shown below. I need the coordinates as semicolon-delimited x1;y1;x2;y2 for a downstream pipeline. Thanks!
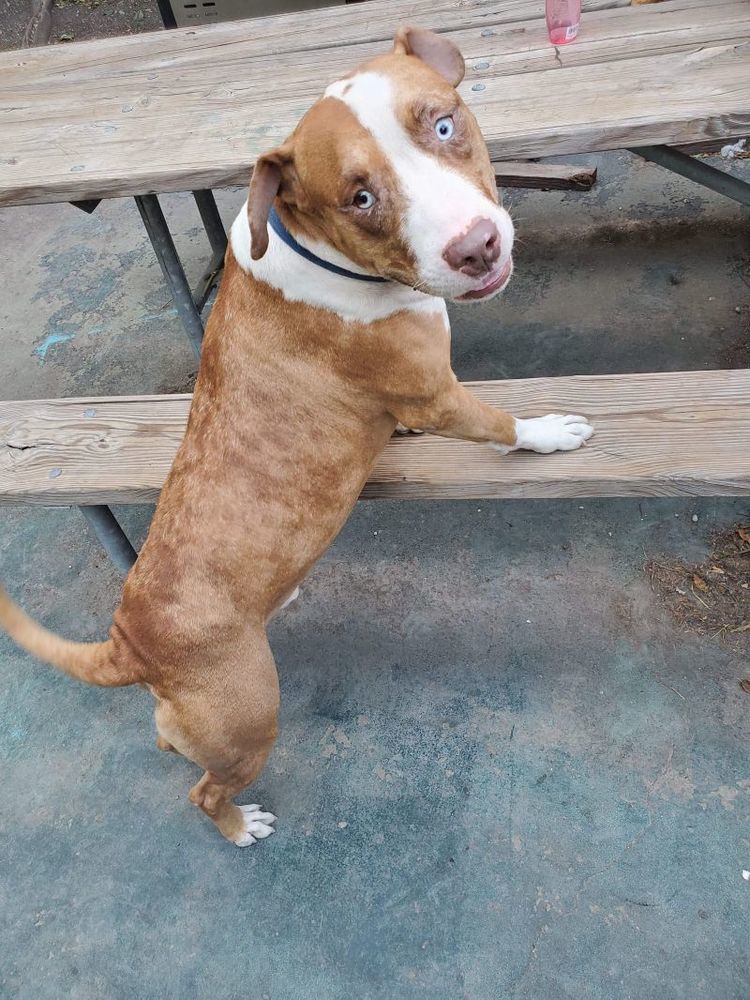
354;190;375;209
435;116;455;141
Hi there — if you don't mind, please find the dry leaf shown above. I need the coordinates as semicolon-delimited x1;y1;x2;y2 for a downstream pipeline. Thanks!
738;527;750;544
740;679;750;694
692;574;708;592
730;624;750;634
709;565;726;575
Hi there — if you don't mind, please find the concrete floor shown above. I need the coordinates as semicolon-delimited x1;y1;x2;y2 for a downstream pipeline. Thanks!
1;146;750;997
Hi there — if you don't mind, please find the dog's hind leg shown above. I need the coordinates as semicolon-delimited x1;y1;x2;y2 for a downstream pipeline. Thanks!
188;751;278;846
153;696;183;753
155;630;281;846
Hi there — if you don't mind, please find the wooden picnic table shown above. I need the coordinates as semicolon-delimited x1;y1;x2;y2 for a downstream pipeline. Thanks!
1;0;749;206
1;0;749;570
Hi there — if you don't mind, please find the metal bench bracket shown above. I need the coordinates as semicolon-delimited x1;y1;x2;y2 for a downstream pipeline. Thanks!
630;145;750;207
79;505;138;575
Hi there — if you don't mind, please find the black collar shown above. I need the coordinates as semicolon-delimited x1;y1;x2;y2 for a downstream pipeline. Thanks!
268;207;388;284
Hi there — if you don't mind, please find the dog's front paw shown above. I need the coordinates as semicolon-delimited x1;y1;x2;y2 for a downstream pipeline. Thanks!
514;413;593;454
233;804;277;847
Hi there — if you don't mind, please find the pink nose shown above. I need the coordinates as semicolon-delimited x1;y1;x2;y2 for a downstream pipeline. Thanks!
442;219;501;277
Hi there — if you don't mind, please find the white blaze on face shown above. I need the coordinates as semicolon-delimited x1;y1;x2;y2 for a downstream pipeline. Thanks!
231;200;448;324
325;72;514;299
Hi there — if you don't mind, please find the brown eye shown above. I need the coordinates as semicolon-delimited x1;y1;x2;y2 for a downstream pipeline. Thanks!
353;190;376;210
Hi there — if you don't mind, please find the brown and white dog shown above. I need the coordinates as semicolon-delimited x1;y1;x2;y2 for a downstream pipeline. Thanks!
0;28;592;847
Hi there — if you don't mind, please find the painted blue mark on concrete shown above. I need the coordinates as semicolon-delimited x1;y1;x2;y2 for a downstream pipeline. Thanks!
77;270;117;312
33;331;75;362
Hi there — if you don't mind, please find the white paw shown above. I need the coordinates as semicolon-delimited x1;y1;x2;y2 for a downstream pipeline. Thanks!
233;803;277;847
513;413;594;454
394;423;425;435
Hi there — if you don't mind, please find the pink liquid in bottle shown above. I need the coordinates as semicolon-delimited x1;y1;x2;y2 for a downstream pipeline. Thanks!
546;0;581;44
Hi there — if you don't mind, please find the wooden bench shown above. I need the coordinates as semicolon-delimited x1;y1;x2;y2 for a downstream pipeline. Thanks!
3;371;749;506
1;0;749;567
494;161;597;191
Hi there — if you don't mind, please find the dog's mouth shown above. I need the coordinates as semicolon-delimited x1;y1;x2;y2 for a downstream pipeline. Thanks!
456;257;514;301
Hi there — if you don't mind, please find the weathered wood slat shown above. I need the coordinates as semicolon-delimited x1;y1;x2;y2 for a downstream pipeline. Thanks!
473;41;750;162
2;40;748;205
675;136;749;155
3;0;734;89
493;161;597;190
1;0;630;71
2;371;749;504
1;0;748;205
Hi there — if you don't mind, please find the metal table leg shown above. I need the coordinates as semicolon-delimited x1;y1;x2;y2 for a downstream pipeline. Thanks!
69;194;227;567
192;190;228;257
135;193;204;359
80;505;138;576
192;190;227;312
630;145;750;207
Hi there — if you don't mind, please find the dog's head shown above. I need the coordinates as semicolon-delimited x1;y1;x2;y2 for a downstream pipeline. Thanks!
248;28;514;303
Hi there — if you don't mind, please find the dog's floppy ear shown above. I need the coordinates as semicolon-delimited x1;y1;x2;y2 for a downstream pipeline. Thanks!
393;27;465;87
248;144;294;260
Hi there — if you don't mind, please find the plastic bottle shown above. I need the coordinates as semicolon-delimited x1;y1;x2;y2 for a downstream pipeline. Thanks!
546;0;581;45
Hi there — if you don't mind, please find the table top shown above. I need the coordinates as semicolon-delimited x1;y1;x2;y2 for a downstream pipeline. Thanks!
1;0;748;207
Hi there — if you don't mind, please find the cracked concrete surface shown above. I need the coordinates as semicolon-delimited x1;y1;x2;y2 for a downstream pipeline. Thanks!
0;77;749;1000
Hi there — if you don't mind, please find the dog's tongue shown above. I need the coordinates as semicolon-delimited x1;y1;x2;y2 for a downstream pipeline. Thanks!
458;259;513;301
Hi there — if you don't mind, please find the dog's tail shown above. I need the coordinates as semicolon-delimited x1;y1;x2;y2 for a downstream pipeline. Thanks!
0;584;139;687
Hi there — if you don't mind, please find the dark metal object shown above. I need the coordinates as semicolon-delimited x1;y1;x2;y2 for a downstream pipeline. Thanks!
192;190;228;257
80;506;138;575
155;0;178;27
193;250;225;312
134;193;204;358
191;190;227;309
71;199;102;214
158;0;344;30
631;144;750;207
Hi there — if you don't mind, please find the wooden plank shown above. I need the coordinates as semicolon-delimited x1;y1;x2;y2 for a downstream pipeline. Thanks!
458;0;750;76
675;136;750;155
2;39;748;205
471;42;750;162
1;0;630;72
1;371;749;504
0;396;190;505
3;0;732;87
494;161;597;190
1;0;749;205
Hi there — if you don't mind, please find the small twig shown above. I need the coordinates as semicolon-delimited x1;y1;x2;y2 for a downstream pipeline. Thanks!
690;587;711;609
653;677;687;701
